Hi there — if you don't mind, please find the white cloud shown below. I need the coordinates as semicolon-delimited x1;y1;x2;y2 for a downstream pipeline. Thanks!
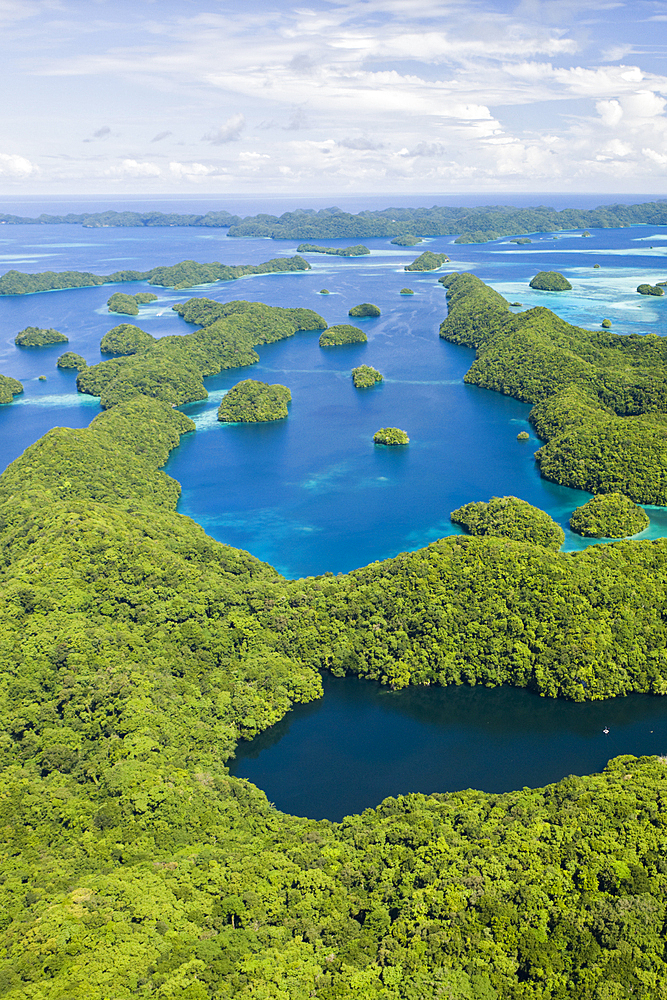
202;114;245;144
0;153;37;177
107;159;161;178
596;99;623;127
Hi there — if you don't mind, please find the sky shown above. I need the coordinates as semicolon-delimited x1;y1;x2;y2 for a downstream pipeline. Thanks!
1;0;667;197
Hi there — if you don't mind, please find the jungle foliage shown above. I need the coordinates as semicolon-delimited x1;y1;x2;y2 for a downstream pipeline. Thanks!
352;365;383;388
450;496;565;550
80;300;326;408
56;352;87;370
217;380;291;422
319;325;367;346
108;292;140;315
348;303;381;318
569;492;650;538
373;427;409;445
0;374;23;403
404;251;450;271
390;234;422;245
296;244;370;256
439;273;667;503
3;394;667;996
14;326;68;346
637;284;664;296
100;324;157;356
0;256;311;295
529;272;572;291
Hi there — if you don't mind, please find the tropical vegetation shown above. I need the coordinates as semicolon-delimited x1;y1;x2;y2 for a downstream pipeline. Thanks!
0;374;22;403
450;496;565;549
529;271;572;291
296;244;370;256
100;324;156;356
14;326;68;346
637;284;664;296
351;365;383;388
217;380;291;422
569;493;649;538
319;325;367;346
373;427;409;445
348;303;381;318
56;352;87;370
404;251;450;271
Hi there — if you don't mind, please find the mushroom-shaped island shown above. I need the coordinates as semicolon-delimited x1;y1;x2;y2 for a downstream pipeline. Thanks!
373;427;409;445
348;303;381;318
637;284;664;296
320;325;367;346
529;271;572;291
352;365;383;388
400;288;414;295
451;496;564;550
391;234;422;246
217;379;291;423
57;352;87;370
569;493;649;538
14;327;68;347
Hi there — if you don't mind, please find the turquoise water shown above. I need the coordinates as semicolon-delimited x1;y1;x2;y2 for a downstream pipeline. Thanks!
2;206;667;814
1;220;667;575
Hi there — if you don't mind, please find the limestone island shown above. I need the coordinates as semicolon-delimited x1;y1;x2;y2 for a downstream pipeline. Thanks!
319;289;330;294
390;234;422;246
0;374;23;403
405;251;450;272
57;352;87;370
517;431;530;440
320;325;367;346
352;365;383;388
14;326;68;347
509;238;532;245
601;319;612;328
529;271;572;291
451;496;564;550
637;284;664;296
400;288;414;295
348;303;381;318
100;324;156;356
569;493;649;538
107;291;159;316
297;244;370;257
217;379;291;423
373;427;409;445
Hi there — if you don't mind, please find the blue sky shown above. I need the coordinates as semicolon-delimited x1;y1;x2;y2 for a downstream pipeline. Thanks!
1;0;666;195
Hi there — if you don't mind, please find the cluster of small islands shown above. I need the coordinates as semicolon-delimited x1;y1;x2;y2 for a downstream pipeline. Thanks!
4;204;667;999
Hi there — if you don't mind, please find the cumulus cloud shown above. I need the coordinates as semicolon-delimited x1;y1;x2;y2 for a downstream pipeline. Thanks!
0;153;36;177
169;161;228;182
596;99;623;127
202;114;245;144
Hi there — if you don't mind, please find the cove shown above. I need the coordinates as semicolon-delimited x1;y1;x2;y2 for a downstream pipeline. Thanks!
229;674;667;821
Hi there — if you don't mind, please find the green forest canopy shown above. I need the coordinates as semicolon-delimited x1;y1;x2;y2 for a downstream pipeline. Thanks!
439;272;667;504
450;496;565;550
3;387;667;996
4;200;667;243
217;379;291;422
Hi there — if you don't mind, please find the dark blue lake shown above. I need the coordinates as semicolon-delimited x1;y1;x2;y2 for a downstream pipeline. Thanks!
230;675;667;820
1;199;667;816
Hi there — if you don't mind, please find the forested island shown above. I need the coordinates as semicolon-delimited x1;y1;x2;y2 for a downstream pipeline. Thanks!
296;243;370;256
404;250;450;271
319;324;366;346
217;379;291;422
107;291;159;315
373;427;409;445
0;373;22;402
0;255;311;295
570;493;649;538
5;388;667;996
78;300;326;408
450;495;565;549
439;272;667;503
5;199;667;243
14;326;67;346
351;365;383;387
529;271;572;291
349;302;381;317
56;351;87;370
